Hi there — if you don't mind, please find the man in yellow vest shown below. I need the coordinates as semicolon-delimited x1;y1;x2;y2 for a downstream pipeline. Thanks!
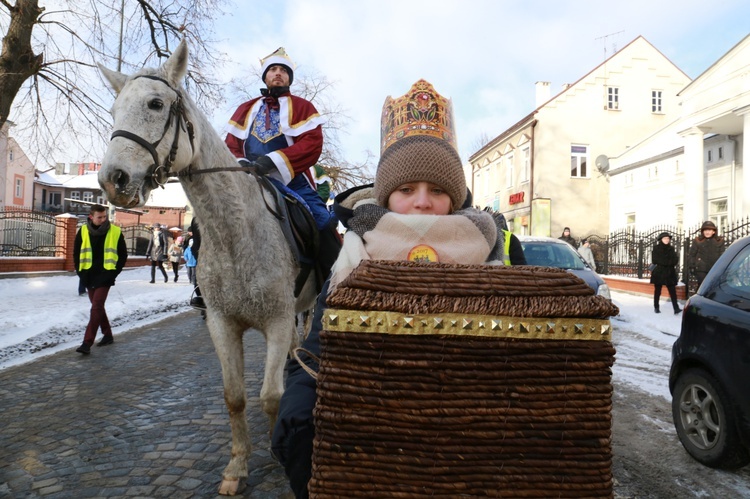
73;204;128;354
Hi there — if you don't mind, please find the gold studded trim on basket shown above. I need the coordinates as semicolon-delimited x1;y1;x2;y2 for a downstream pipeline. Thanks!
324;308;612;341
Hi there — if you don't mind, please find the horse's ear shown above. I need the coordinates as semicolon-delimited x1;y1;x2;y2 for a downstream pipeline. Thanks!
98;64;127;94
163;39;189;86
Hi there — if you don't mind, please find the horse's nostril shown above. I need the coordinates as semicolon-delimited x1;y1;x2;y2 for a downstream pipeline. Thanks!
114;170;130;191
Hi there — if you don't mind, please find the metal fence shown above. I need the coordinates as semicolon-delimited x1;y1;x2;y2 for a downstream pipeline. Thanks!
0;209;65;256
0;209;154;257
584;216;750;296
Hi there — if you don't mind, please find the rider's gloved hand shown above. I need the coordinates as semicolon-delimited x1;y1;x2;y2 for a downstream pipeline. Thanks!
254;155;275;175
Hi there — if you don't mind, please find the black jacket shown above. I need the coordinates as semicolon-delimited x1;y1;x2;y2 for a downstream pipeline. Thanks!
650;241;679;286
73;224;128;289
688;234;725;274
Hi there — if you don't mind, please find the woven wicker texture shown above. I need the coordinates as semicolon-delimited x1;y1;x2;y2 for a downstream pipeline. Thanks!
311;261;617;498
329;260;620;319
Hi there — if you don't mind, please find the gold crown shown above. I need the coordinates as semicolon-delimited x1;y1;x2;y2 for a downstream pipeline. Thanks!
380;79;457;156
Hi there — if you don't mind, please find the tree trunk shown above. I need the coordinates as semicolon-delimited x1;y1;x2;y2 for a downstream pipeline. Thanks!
0;0;44;130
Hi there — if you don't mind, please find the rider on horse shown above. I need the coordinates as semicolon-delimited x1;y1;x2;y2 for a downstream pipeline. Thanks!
224;47;341;285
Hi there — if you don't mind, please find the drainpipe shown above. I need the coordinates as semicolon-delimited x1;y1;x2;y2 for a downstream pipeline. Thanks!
529;119;538;234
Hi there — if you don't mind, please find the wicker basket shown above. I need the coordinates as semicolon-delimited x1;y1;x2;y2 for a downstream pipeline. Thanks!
310;261;618;498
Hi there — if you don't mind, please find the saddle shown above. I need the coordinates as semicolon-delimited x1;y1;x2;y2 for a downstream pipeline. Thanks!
254;174;326;297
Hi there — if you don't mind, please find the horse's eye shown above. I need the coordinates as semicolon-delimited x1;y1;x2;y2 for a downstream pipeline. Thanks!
148;99;164;110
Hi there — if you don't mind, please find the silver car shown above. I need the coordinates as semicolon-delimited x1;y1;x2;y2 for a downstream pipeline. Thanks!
518;235;611;299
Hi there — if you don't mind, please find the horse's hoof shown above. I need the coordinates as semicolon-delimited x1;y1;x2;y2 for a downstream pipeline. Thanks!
218;477;246;496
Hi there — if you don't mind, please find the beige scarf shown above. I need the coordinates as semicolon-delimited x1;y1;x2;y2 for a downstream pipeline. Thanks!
329;202;501;290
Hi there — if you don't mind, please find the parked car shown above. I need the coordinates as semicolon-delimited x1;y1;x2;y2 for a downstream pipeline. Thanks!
669;235;750;469
517;235;611;299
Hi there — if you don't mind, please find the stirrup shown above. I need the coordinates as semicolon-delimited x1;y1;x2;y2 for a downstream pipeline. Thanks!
189;287;206;310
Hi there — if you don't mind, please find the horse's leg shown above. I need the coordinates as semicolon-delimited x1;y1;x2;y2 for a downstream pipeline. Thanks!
260;313;296;433
206;313;250;496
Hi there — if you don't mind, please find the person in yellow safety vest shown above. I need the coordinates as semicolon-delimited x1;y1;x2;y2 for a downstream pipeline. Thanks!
73;204;128;355
483;208;527;265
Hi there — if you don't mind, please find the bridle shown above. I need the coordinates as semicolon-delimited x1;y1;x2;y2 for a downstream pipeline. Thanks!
109;75;196;188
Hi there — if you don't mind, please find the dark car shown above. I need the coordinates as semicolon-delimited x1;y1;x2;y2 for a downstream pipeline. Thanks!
518;235;611;299
669;234;750;469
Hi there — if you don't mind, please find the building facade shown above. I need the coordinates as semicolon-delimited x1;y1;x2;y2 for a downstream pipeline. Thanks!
609;34;749;232
0;123;36;210
469;36;691;240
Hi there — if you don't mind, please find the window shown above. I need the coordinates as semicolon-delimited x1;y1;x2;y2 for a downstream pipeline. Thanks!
9;150;13;161
15;178;23;198
607;87;619;110
570;145;588;178
707;149;713;162
522;147;530;183
83;191;94;203
492;195;500;211
676;205;683;231
49;192;61;207
718;146;724;160
70;191;81;206
651;90;662;113
506;154;514;188
626;213;636;231
97;195;106;205
709;198;728;230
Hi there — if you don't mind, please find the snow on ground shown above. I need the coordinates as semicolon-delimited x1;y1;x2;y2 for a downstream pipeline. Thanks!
0;268;683;400
0;267;192;370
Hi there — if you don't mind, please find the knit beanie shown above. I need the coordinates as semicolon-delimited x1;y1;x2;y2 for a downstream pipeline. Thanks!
374;135;466;209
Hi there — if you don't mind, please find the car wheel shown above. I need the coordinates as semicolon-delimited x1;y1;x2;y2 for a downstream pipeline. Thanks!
671;368;750;469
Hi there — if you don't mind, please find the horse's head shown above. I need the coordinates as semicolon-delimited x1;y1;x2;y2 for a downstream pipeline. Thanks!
98;40;196;208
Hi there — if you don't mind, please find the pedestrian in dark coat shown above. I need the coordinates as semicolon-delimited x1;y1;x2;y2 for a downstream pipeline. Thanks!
559;227;577;248
650;232;681;314
688;221;725;289
73;204;128;353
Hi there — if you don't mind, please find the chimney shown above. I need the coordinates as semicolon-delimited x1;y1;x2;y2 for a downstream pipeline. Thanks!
535;81;551;108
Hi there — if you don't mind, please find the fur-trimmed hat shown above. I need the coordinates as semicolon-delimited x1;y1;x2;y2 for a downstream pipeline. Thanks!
373;80;466;209
261;47;295;86
657;232;672;241
700;220;717;231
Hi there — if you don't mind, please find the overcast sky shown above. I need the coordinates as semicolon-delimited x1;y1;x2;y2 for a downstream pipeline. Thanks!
208;0;749;167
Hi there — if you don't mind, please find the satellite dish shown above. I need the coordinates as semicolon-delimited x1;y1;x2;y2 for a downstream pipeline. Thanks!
595;154;609;174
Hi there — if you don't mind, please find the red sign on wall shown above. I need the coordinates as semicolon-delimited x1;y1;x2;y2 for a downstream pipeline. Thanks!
509;192;525;205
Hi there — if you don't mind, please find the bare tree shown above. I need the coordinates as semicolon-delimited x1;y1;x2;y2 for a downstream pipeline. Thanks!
228;66;375;193
0;0;228;165
468;131;493;158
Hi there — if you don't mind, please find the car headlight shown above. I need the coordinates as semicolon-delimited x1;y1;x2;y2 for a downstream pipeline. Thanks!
597;283;611;300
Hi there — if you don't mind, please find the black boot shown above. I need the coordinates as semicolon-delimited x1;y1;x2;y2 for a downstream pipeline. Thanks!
654;307;660;314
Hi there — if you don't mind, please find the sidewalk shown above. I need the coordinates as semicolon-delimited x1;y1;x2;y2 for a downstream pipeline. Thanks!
0;310;293;498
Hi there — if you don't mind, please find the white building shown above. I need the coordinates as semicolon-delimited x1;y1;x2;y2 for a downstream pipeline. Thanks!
609;34;749;232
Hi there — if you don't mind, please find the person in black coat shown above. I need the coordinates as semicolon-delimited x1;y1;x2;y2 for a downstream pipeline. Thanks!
650;232;681;314
688;220;725;289
73;204;128;353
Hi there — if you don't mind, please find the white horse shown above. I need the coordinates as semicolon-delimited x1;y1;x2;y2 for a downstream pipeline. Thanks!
97;40;317;495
